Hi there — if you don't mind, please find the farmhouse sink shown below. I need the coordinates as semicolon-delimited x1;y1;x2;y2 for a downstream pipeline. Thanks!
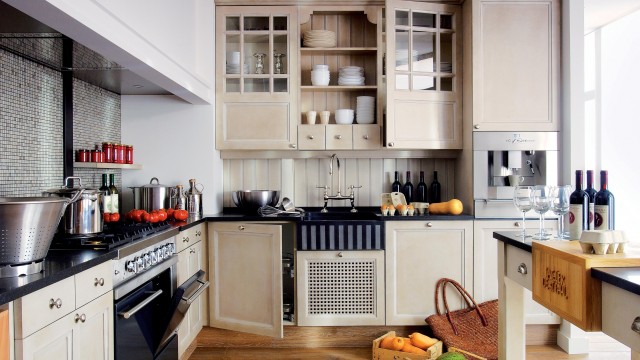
301;211;379;221
297;210;384;250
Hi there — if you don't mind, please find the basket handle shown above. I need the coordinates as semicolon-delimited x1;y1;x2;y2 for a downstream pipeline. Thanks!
434;278;489;335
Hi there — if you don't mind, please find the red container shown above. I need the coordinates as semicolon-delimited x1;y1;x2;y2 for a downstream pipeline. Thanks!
102;142;113;163
90;149;102;163
75;149;90;162
125;145;133;164
112;144;121;164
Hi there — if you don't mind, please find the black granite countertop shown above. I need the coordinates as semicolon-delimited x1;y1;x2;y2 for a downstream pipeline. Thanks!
493;231;534;252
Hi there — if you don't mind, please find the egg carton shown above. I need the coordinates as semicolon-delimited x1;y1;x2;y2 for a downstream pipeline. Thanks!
380;193;429;216
578;230;628;255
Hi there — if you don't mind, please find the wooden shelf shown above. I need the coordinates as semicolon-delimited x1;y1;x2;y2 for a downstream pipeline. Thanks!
74;162;143;170
301;85;377;91
300;47;377;55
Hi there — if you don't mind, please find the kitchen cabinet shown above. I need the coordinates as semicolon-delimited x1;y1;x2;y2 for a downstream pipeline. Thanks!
216;6;299;150
296;250;385;326
208;222;295;338
475;220;560;324
385;220;472;325
471;0;560;131
385;0;463;149
1;307;9;360
13;261;114;360
177;224;208;358
297;6;383;150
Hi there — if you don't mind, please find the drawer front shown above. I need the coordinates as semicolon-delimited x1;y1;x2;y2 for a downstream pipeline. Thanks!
297;125;325;150
602;282;640;352
14;276;76;339
177;223;205;253
75;260;114;308
325;125;353;150
506;246;532;291
353;125;380;150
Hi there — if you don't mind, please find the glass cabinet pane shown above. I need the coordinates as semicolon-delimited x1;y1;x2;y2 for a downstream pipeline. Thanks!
413;32;435;72
395;10;409;26
244;34;270;75
274;78;288;93
273;16;287;31
244;16;269;31
440;14;453;30
413;12;435;28
441;33;453;73
273;34;288;74
441;77;453;91
244;79;269;92
226;79;240;93
226;16;240;31
395;30;410;70
396;74;409;90
225;34;243;75
413;75;435;91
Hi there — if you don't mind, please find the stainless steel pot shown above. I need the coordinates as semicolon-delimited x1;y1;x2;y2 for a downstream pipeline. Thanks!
130;177;172;211
45;177;103;235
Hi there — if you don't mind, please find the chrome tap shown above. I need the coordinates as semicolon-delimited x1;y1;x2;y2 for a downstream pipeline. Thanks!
318;154;362;213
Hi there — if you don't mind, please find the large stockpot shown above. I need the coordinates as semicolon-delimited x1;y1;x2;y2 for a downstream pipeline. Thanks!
45;177;103;235
130;177;172;211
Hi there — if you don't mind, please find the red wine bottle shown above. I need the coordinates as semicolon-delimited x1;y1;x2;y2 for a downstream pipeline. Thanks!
391;171;401;193
401;171;413;203
416;171;427;202
429;171;441;203
568;170;589;239
594;170;615;230
585;170;597;229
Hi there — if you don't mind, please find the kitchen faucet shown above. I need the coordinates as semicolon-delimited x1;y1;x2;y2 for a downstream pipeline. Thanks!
317;154;361;212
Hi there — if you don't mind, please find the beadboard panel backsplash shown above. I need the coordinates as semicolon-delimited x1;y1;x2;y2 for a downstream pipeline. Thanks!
223;158;456;208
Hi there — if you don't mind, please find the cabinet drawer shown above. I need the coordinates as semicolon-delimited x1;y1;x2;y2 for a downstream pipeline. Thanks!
177;223;205;253
353;125;380;150
602;282;640;353
506;246;532;291
75;260;114;308
14;276;76;339
326;125;353;150
297;125;325;150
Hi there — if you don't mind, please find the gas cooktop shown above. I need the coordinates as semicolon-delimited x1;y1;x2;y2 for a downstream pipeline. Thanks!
50;221;174;251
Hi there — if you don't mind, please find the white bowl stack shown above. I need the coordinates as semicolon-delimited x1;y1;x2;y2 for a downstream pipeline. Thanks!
302;30;337;48
226;51;249;74
338;66;364;86
335;109;354;124
311;64;330;86
356;96;375;124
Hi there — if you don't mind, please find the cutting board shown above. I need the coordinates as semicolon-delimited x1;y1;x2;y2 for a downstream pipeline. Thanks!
532;240;640;331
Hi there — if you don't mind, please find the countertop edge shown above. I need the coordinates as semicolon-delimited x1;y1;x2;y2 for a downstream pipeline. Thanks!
592;267;640;296
493;231;533;253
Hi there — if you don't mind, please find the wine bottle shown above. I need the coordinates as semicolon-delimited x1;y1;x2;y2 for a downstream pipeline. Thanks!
429;171;441;203
594;170;615;230
585;170;597;229
401;171;413;203
391;171;401;193
416;171;427;203
99;174;111;214
108;173;119;214
568;170;589;239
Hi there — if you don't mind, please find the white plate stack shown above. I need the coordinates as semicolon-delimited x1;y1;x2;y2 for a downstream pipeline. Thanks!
338;66;364;86
302;30;337;48
356;96;375;124
441;62;452;73
311;64;330;86
226;51;249;74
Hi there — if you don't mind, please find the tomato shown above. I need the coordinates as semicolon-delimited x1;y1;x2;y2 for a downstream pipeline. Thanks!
110;212;120;222
173;209;188;221
156;210;167;222
149;212;159;223
142;212;152;223
103;212;111;223
133;212;142;223
166;208;175;219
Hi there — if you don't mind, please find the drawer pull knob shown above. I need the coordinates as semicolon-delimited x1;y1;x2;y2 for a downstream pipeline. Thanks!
183;237;189;243
195;231;201;237
49;298;62;309
335;135;342;140
426;222;433;228
190;248;196;254
514;222;521;227
337;252;343;258
238;225;245;231
308;135;314;140
94;277;105;286
290;143;297;149
474;124;480;129
75;313;86;323
363;134;369;140
631;317;640;334
517;263;528;275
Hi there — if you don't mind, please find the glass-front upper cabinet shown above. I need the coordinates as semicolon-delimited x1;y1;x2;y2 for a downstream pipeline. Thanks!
385;0;462;150
216;6;299;150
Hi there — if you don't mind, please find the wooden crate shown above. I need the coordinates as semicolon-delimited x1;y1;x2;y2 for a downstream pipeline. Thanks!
532;240;640;331
372;331;443;360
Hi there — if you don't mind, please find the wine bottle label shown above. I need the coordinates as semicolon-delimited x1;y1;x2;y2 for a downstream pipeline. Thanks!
568;204;583;239
111;194;119;213
594;205;609;230
103;195;112;214
588;203;594;230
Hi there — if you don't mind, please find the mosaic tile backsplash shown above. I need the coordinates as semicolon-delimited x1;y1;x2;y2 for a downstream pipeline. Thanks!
0;48;121;197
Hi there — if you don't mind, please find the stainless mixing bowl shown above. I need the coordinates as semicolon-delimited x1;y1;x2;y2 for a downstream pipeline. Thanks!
232;190;280;214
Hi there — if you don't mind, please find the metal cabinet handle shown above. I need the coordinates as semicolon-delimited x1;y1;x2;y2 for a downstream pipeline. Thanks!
514;222;521;227
307;135;314;140
190;248;196;254
119;290;163;319
631;316;640;334
426;222;433;228
388;142;394;147
289;143;297;149
363;134;369;140
474;124;480;129
183;236;189;243
238;225;245;231
49;298;62;309
74;313;86;323
337;252;343;258
335;135;342;140
195;231;201;237
182;280;210;305
94;277;105;286
517;263;528;275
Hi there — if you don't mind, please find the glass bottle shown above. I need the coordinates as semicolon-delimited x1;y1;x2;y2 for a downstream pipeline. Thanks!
109;173;119;214
100;174;112;214
585;170;597;229
569;170;589;239
391;171;401;193
429;171;441;203
594;170;615;230
416;171;427;203
401;171;413;203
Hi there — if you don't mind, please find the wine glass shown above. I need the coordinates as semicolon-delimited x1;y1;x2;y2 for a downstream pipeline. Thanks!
531;185;551;240
513;186;533;238
550;185;571;239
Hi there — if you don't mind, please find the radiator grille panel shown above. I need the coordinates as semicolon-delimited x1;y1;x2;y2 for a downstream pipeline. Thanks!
307;259;376;315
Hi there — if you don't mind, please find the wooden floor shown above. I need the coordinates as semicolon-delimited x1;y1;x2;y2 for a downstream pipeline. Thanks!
187;326;631;360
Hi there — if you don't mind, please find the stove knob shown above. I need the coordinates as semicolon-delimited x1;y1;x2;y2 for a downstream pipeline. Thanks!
166;243;175;255
135;256;144;271
150;251;158;265
126;260;137;273
156;248;163;261
143;253;152;268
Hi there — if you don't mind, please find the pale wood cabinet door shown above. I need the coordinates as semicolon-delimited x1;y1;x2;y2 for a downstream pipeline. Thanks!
472;0;560;131
385;0;462;149
209;222;283;338
385;220;473;325
216;6;299;150
72;292;114;360
177;240;208;357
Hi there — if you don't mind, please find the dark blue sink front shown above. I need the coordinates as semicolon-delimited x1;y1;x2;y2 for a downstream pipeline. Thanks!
301;211;380;221
297;211;384;251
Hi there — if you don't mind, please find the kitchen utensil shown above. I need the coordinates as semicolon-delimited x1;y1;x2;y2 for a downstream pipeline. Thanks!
172;185;187;210
232;190;280;214
44;176;103;235
130;177;173;211
186;179;204;215
281;197;295;212
0;191;82;267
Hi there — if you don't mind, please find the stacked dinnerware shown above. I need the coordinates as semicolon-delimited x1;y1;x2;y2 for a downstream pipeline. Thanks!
335;109;354;124
356;96;375;124
441;62;453;73
338;66;364;86
302;30;337;48
226;51;249;74
311;64;330;86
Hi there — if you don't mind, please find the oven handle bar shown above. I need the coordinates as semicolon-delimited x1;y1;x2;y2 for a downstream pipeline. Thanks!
118;289;164;319
182;280;209;306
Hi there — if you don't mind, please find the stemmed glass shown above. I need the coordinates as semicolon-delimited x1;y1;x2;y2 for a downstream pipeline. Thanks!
550;185;572;239
531;185;552;240
513;186;533;238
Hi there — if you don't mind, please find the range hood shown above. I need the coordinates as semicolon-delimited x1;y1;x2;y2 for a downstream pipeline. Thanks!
0;1;170;95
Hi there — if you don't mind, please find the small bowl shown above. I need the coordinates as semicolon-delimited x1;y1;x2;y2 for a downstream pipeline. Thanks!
335;109;354;124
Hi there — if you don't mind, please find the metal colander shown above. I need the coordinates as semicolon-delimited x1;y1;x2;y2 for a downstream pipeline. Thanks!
0;196;77;265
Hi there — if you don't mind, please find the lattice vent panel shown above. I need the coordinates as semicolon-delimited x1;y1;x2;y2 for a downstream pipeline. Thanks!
306;259;377;315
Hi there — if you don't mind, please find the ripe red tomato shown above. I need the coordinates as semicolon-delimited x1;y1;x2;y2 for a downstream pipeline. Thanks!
149;212;159;223
103;212;111;223
173;209;188;221
156;210;167;222
166;208;175;219
110;212;120;222
142;212;152;223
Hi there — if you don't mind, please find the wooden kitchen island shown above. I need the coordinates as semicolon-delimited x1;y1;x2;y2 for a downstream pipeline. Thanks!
494;231;640;359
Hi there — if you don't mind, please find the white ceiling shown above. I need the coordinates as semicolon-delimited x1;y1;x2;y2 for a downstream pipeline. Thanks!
584;0;640;33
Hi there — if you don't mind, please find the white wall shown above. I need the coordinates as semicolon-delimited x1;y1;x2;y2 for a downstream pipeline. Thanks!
121;95;222;215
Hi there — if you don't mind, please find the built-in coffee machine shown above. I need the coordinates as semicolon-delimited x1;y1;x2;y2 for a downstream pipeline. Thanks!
474;132;558;218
